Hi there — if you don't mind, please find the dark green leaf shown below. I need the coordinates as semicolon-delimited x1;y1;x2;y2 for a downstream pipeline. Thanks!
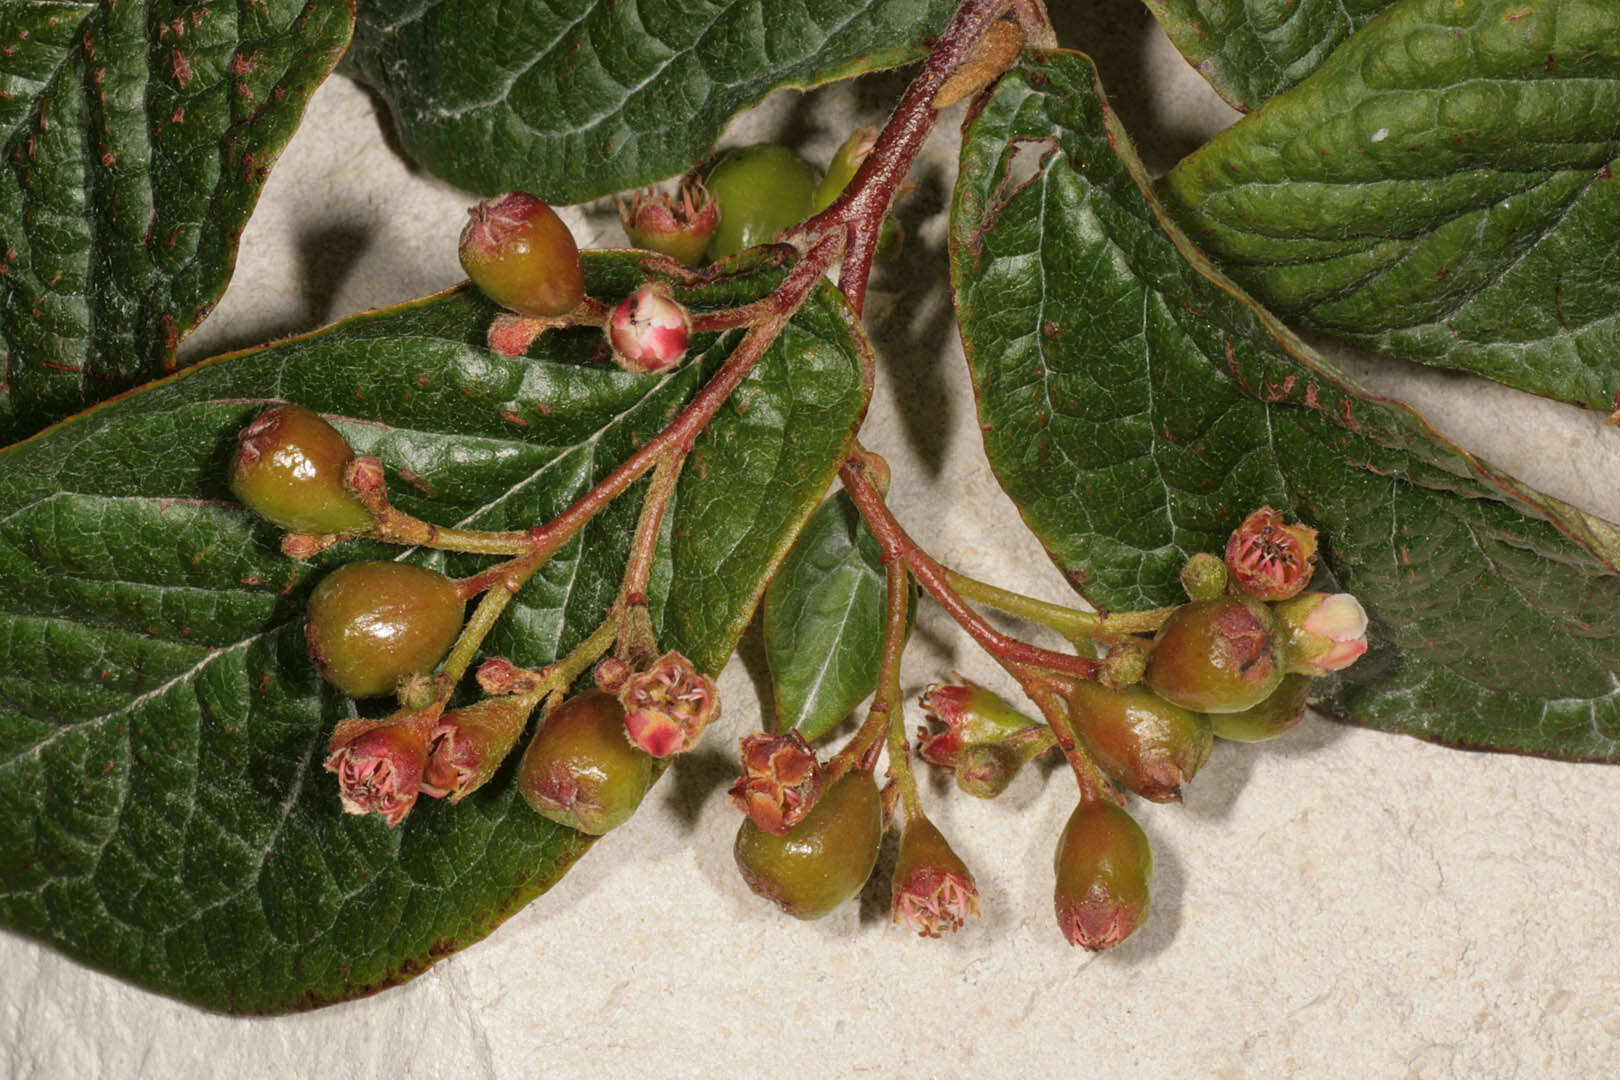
0;0;355;445
1158;0;1620;411
1144;0;1395;111
763;491;898;740
344;0;958;201
950;50;1620;761
0;251;871;1012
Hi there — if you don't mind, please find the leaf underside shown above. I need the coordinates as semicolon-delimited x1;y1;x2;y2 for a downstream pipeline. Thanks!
344;0;958;202
0;251;871;1012
1144;0;1396;111
1158;0;1620;411
764;491;892;741
0;0;355;445
950;50;1620;762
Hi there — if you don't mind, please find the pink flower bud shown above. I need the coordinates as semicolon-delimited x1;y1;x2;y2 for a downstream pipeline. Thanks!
727;732;823;835
606;285;690;374
619;650;719;757
323;714;433;827
617;182;719;267
1274;591;1369;674
892;816;980;938
1225;507;1318;601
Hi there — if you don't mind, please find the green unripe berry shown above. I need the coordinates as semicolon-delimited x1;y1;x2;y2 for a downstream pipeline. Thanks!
1053;799;1152;951
305;562;465;699
734;770;881;920
517;690;654;835
229;404;372;534
704;145;820;260
1209;673;1313;743
459;192;585;316
1145;598;1286;714
1066;679;1212;802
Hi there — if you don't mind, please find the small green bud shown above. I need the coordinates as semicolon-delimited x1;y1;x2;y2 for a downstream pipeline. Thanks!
1178;552;1228;602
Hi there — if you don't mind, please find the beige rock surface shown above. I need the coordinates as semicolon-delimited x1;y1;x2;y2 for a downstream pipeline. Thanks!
6;4;1620;1077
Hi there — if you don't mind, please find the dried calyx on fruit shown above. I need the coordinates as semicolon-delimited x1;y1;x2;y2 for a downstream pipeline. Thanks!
734;770;882;920
1066;680;1212;803
704;144;820;260
421;697;535;802
1225;507;1318;601
606;285;691;374
229;403;373;535
517;690;654;835
304;561;466;699
728;731;823;835
1145;597;1286;714
617;182;718;267
1053;798;1153;951
324;710;437;827
459;191;585;316
619;651;719;757
891;815;980;938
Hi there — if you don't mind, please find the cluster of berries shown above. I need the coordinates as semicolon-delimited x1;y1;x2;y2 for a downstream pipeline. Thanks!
722;508;1367;948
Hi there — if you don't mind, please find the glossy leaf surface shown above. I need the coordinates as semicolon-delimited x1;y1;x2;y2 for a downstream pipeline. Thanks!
0;0;355;444
346;0;958;201
0;251;871;1011
951;50;1620;761
1159;0;1620;410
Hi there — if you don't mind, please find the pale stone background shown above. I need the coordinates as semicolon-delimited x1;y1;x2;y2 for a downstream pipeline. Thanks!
7;3;1620;1077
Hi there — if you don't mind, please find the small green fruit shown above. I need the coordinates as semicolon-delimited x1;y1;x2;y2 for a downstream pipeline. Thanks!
517;690;654;834
305;562;465;698
1066;679;1212;802
1145;598;1286;714
459;191;585;316
734;770;881;919
1053;799;1152;951
705;145;820;260
1209;673;1313;742
229;404;372;534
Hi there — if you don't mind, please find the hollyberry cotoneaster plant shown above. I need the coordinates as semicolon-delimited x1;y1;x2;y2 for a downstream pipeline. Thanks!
3;0;1619;1018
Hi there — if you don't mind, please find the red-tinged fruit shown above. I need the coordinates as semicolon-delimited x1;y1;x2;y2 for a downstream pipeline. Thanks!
916;679;1039;770
892;815;980;938
1210;673;1313;743
620;651;718;757
1274;591;1369;675
459;191;585;316
1053;799;1152;951
517;691;654;835
618;182;718;267
305;562;465;699
727;731;823;835
1067;679;1212;802
229;403;373;534
1145;597;1286;714
606;285;691;374
1225;507;1318;601
324;714;434;827
734;771;882;920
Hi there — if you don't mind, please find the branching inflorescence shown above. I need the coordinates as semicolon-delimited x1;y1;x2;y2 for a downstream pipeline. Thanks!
223;0;1368;951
